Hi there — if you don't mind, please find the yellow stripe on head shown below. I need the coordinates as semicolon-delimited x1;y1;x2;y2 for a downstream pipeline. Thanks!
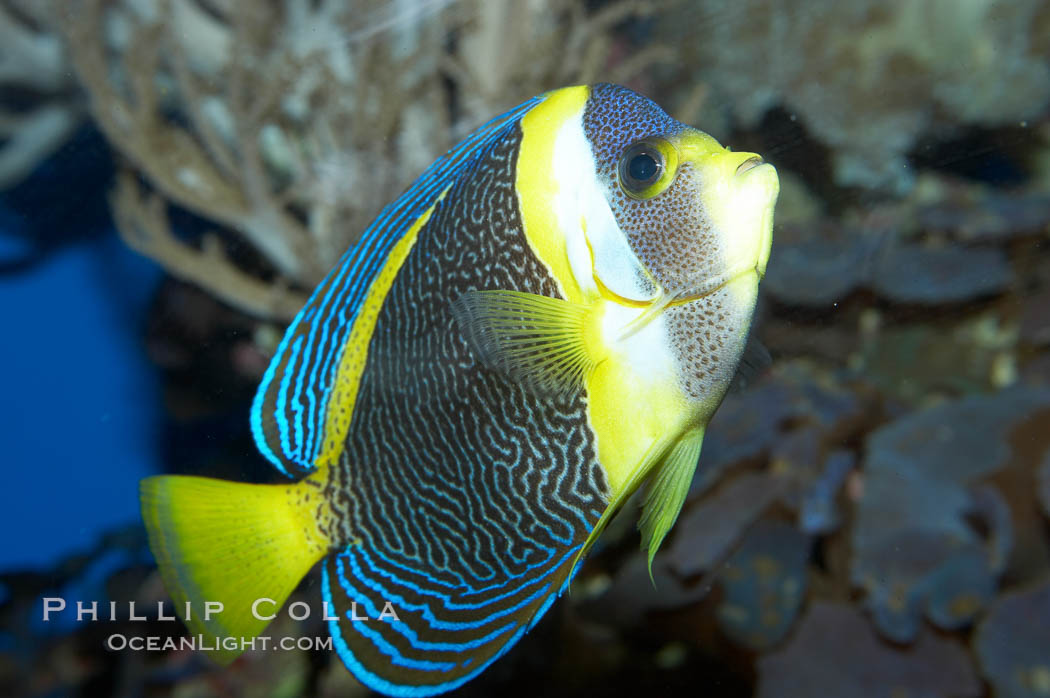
517;85;591;304
516;87;696;498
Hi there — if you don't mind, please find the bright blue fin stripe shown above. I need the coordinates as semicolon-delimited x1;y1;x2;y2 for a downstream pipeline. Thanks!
251;94;544;477
344;545;565;627
359;540;573;608
324;561;534;698
330;559;460;671
320;540;579;695
334;554;525;651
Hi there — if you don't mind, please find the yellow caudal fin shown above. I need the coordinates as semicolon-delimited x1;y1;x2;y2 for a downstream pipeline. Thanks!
140;475;332;664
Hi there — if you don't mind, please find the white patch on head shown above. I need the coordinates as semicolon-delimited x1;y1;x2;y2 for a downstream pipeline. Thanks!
550;115;596;296
599;301;677;385
549;112;658;302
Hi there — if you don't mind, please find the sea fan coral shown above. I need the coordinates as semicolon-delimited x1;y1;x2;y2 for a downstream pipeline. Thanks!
60;0;672;321
0;0;83;188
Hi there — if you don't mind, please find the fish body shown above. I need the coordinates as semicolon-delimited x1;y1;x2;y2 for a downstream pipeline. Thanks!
140;83;778;696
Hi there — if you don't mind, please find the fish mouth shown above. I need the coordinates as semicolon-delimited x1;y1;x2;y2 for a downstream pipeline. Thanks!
618;262;760;340
735;156;765;175
671;260;761;303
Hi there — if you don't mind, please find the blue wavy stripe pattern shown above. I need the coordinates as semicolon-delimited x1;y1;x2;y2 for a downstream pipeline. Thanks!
322;539;581;697
249;94;545;477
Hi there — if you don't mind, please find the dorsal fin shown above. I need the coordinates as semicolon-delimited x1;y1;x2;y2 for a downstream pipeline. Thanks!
251;94;545;477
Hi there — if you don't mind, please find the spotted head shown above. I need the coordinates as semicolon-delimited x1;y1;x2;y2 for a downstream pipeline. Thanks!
504;83;780;517
517;83;778;423
582;83;777;301
581;83;779;408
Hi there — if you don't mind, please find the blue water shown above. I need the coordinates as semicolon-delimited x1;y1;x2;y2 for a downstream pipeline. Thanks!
0;134;162;572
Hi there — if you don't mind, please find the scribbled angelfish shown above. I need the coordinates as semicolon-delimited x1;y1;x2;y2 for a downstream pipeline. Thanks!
141;84;778;696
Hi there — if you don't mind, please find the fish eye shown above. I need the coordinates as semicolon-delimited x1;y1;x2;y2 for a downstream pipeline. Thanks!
617;139;677;199
620;143;662;190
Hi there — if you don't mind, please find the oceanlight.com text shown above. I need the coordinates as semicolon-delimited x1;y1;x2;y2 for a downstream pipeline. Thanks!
106;634;334;653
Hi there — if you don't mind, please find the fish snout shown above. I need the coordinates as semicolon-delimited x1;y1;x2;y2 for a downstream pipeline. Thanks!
703;151;779;281
735;155;764;175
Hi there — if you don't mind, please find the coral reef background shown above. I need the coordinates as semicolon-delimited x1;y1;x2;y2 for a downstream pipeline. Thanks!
1;1;1049;696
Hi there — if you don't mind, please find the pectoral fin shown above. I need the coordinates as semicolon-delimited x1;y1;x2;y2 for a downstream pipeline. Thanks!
451;290;601;398
639;428;705;579
727;332;771;394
